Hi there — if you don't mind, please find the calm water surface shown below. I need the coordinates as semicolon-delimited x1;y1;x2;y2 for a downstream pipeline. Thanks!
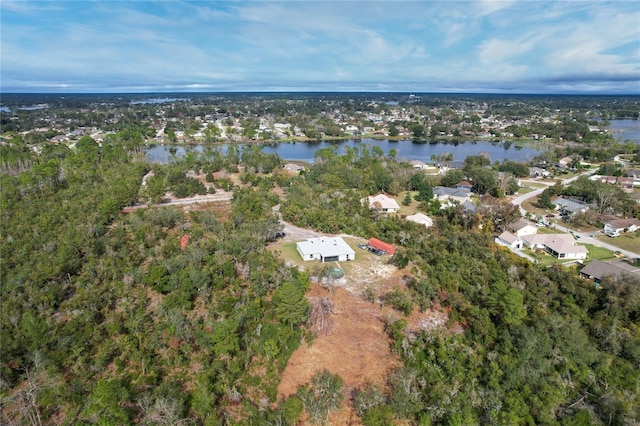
146;139;542;165
609;119;640;143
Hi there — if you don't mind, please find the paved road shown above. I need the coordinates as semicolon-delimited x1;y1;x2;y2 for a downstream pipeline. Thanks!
511;170;597;215
510;169;639;260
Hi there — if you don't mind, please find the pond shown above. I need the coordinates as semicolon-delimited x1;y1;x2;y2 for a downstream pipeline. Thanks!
146;138;543;165
609;119;640;143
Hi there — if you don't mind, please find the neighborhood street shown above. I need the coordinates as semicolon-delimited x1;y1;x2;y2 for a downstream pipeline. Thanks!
510;169;639;260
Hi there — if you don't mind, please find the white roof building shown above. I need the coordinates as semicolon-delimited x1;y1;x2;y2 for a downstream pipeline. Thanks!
405;212;433;227
366;194;400;213
296;236;355;263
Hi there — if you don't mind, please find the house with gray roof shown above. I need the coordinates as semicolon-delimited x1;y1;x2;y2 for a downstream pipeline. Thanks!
555;197;590;216
603;218;640;234
506;218;538;237
496;231;523;249
433;186;471;204
580;260;640;284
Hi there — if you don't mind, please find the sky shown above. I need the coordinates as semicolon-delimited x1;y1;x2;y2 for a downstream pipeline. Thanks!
1;0;639;94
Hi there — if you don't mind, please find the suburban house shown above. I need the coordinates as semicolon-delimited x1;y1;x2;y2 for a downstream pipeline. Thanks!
506;218;538;237
559;157;573;168
366;194;400;213
433;186;471;205
603;218;640;234
282;163;306;173
368;238;395;255
296;237;355;263
455;180;474;191
496;231;524;249
580;260;640;284
405;212;433;227
522;233;588;259
530;167;551;178
408;160;428;170
555;197;590;216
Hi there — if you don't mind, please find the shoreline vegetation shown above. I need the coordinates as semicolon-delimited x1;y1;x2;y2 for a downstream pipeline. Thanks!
144;134;554;148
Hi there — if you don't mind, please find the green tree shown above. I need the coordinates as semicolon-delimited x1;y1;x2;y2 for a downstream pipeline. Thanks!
82;379;131;425
297;369;344;425
272;282;310;327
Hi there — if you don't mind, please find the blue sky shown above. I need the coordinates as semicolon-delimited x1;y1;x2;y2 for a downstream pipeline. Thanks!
1;1;639;94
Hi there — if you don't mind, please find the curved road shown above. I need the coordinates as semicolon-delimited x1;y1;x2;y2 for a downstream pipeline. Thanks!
511;169;640;260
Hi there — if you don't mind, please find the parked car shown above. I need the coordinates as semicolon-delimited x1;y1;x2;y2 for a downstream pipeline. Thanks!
358;243;369;250
369;247;386;256
606;231;620;237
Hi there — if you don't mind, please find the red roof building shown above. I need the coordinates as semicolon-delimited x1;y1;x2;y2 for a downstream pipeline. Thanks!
368;238;395;255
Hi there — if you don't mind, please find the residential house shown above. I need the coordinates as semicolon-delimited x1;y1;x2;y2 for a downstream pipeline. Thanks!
405;212;433;227
603;218;640;234
366;194;400;213
408;160;428;170
433;186;471;205
559;157;573;168
618;177;634;192
506;218;538;237
455;180;473;191
296;237;355;263
530;167;551;178
555;197;590;216
282;163;306;173
580;260;640;284
522;233;588;259
496;231;524;249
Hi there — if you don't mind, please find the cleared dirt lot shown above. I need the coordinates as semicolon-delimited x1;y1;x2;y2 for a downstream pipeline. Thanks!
270;228;453;425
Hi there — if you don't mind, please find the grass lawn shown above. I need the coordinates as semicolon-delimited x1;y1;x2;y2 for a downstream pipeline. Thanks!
579;244;616;261
595;231;640;255
523;243;615;267
521;197;554;217
523;249;563;267
515;186;536;195
396;191;421;216
276;242;305;267
537;226;563;234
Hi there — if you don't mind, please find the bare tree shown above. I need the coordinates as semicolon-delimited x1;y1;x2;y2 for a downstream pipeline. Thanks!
310;297;336;336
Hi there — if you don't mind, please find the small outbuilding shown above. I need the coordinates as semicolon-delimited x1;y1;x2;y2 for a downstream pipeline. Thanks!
296;236;355;263
368;238;395;255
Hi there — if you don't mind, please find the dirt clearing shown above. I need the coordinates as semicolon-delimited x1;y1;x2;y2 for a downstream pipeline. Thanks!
277;284;399;399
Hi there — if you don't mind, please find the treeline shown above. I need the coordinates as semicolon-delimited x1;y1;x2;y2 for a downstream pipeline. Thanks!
2;133;639;425
1;135;311;424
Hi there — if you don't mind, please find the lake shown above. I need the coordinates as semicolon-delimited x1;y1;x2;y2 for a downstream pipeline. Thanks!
609;119;640;143
146;138;542;165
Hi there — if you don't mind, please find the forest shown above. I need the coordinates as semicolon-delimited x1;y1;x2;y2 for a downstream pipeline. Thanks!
1;123;639;425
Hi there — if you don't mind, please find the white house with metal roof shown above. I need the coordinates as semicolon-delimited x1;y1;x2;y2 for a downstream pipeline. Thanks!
296;236;356;263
